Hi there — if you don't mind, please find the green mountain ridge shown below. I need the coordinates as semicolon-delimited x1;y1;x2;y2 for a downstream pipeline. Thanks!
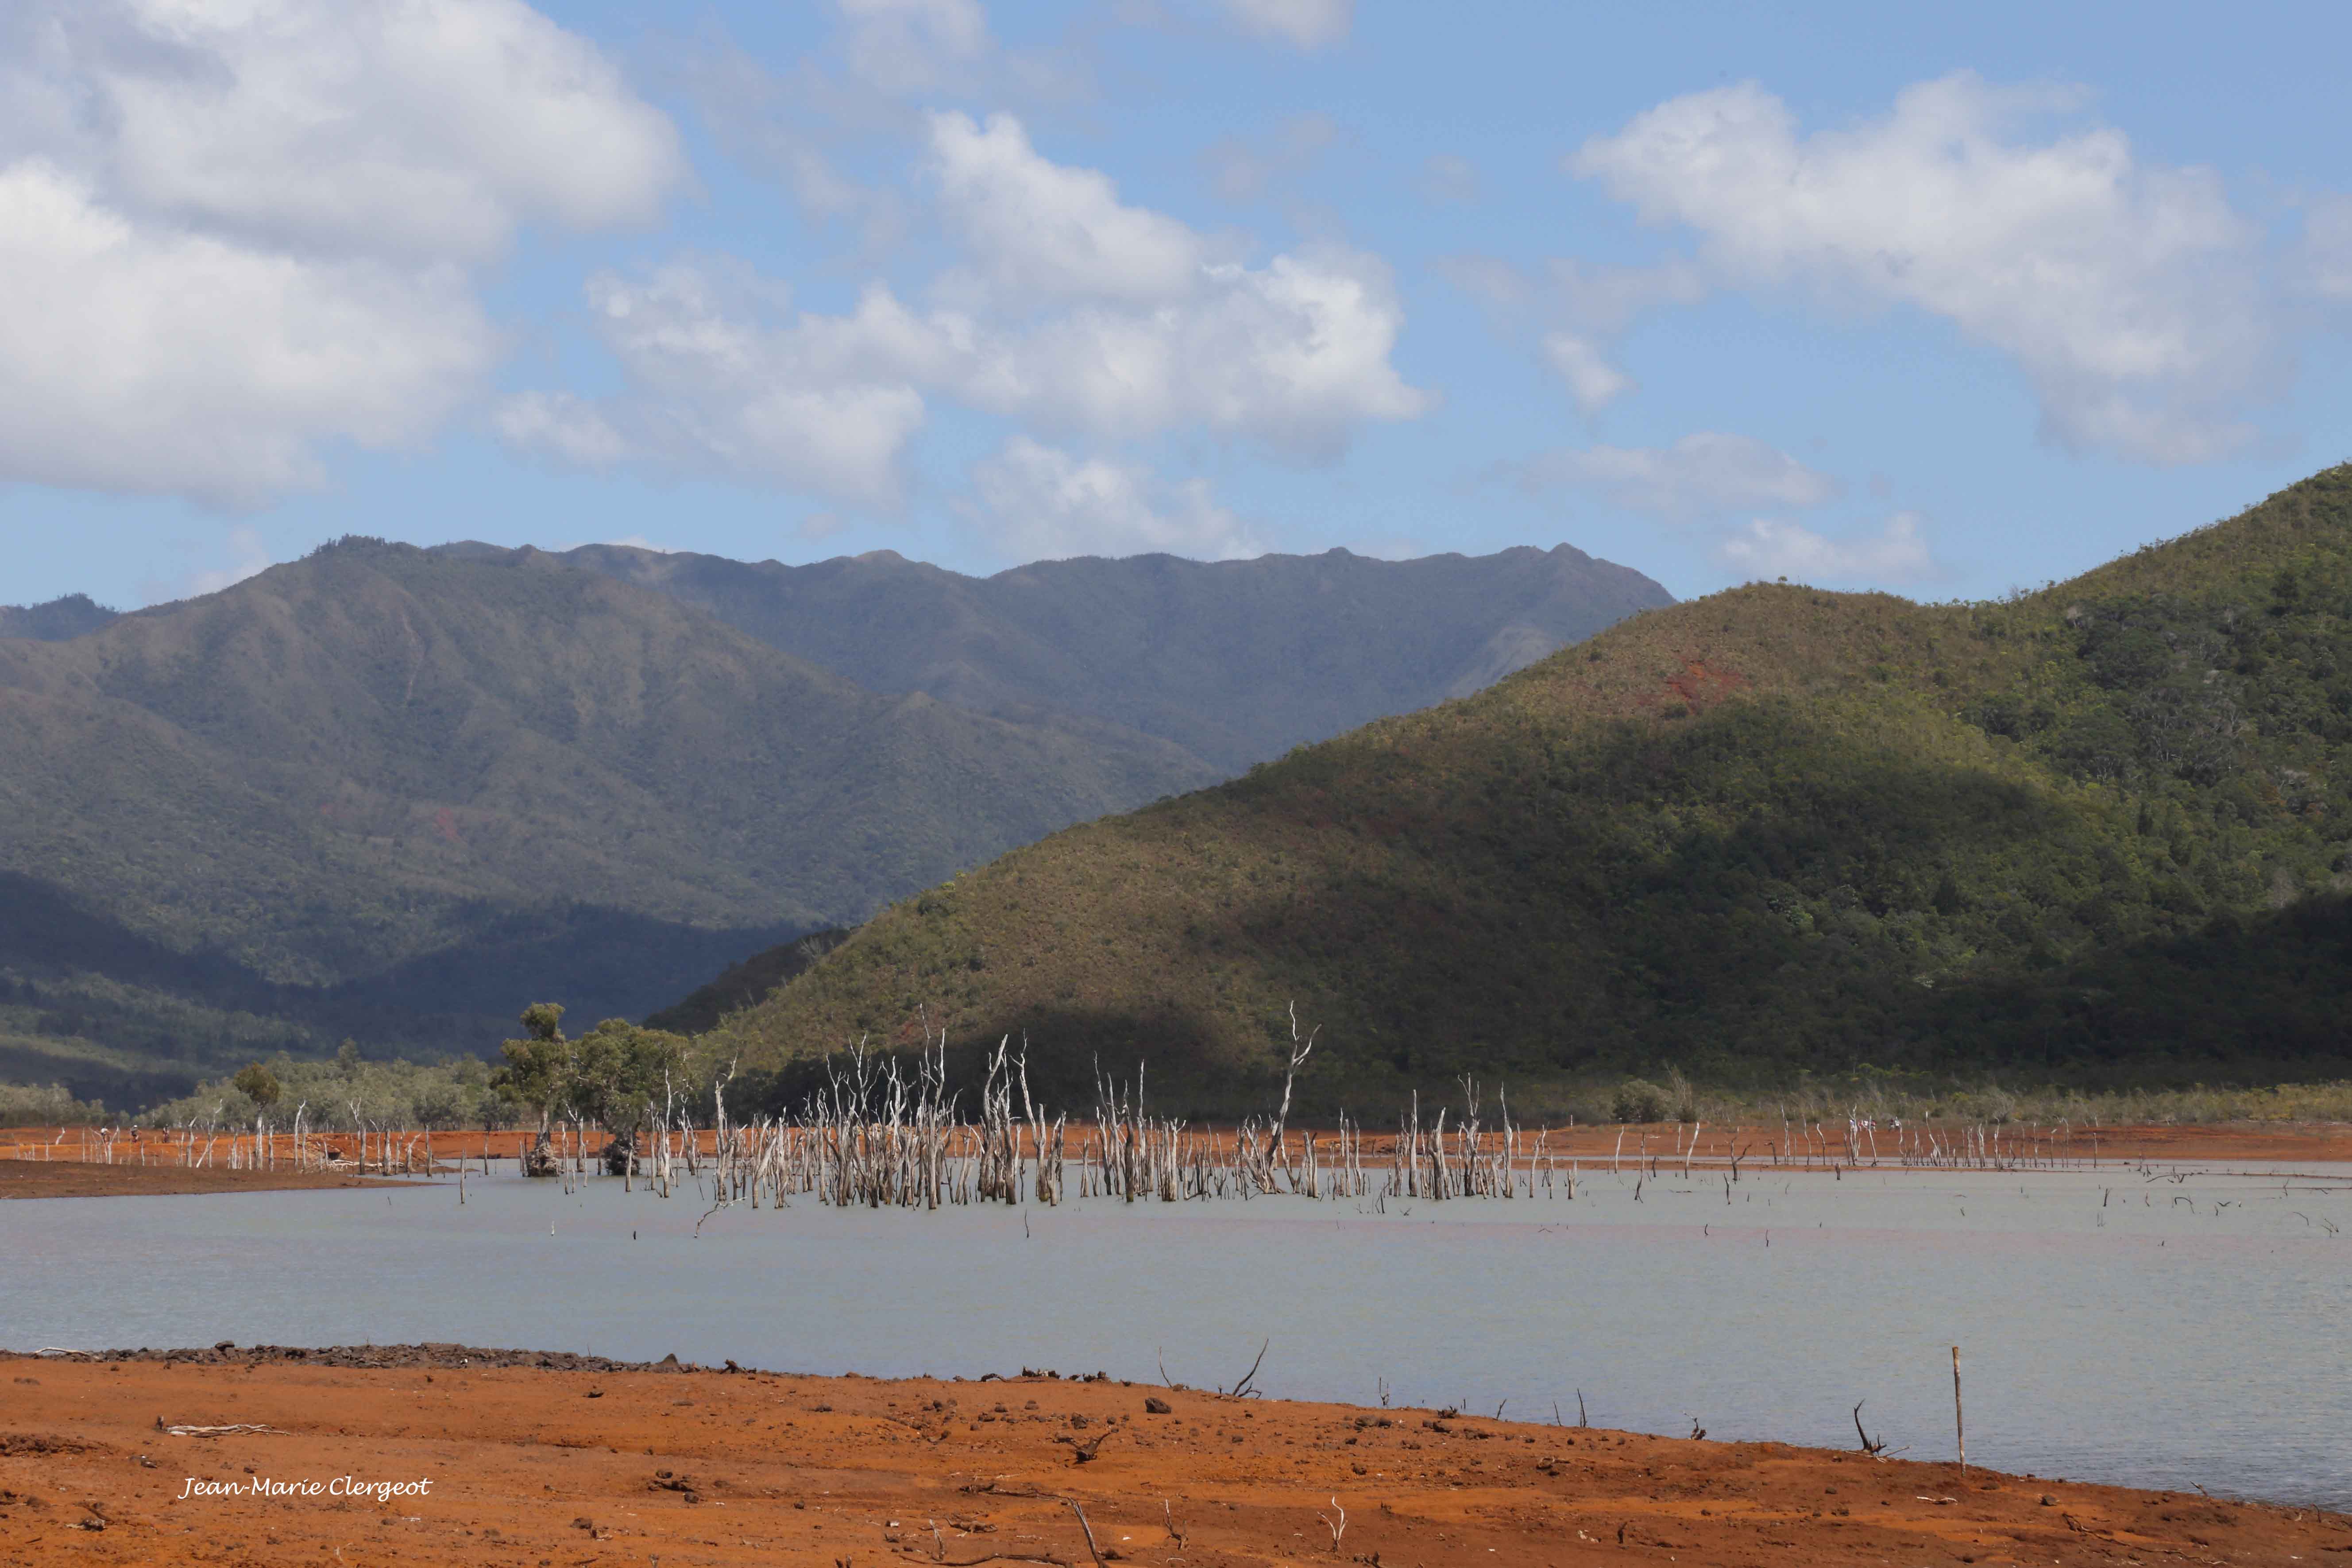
516;539;1671;775
0;593;121;642
712;466;2352;1112
2;536;1671;1107
0;541;1220;1103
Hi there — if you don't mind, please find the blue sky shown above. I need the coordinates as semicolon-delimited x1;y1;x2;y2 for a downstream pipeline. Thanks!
5;0;2351;612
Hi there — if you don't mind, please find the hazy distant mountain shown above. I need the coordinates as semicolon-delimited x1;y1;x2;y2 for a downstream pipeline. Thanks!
0;593;120;641
507;541;1674;774
0;536;1669;1106
0;540;1217;1105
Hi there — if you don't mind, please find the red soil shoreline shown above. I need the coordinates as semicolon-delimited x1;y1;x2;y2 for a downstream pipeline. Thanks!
1;1347;2343;1567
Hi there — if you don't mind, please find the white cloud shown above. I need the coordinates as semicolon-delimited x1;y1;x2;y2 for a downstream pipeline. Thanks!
1541;332;1634;414
1574;73;2273;464
0;160;494;506
1221;0;1353;50
502;115;1429;493
1513;433;1841;523
493;392;633;471
928;112;1211;304
497;265;929;506
0;0;681;506
1719;512;1938;585
969;437;1262;560
26;0;684;264
961;242;1429;453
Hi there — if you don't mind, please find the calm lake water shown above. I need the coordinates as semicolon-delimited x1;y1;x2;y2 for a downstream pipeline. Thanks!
5;1159;2348;1507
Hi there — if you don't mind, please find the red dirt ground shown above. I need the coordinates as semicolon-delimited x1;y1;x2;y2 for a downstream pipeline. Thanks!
2;1349;2343;1568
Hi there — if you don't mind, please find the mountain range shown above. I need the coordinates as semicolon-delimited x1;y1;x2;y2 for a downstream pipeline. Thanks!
471;538;1670;776
713;466;2352;1113
0;537;1667;1106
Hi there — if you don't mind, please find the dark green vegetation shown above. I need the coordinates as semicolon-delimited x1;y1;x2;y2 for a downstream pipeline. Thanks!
530;539;1669;775
134;1043;510;1132
0;594;120;641
643;928;852;1036
0;543;1213;1104
719;467;2352;1116
4;538;1663;1108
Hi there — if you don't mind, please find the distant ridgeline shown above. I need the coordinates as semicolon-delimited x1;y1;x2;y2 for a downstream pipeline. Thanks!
0;538;1668;1108
710;465;2352;1113
0;594;120;641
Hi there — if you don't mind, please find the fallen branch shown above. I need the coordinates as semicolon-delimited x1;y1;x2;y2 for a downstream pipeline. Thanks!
1224;1338;1270;1399
1061;1498;1109;1568
1054;1429;1119;1465
161;1424;291;1437
1852;1400;1888;1456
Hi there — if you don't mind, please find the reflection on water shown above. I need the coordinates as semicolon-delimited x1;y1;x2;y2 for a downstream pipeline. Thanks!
3;1161;2347;1506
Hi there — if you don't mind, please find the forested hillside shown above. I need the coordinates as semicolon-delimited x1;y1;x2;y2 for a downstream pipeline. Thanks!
533;540;1671;773
0;542;1213;1105
716;467;2352;1111
1;536;1672;1108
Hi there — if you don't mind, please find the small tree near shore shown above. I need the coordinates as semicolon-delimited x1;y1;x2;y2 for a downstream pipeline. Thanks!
232;1062;282;1109
490;1004;570;1166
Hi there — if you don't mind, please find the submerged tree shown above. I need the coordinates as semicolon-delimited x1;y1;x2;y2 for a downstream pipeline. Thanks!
568;1018;687;1173
490;1002;570;1174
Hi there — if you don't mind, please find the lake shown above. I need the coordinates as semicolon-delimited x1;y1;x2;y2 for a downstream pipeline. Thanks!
4;1157;2346;1507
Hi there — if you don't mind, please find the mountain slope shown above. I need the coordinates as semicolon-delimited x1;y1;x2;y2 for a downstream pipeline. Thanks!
717;467;2352;1107
0;594;120;641
0;540;1218;1101
532;541;1673;774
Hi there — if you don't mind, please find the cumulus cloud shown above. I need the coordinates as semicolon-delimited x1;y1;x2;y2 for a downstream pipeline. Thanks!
1220;0;1353;50
0;0;682;505
497;265;928;506
930;111;1213;304
1573;73;2274;464
501;114;1429;497
968;437;1262;560
1511;433;1841;523
492;391;633;471
0;160;494;505
31;0;684;264
1719;512;1939;585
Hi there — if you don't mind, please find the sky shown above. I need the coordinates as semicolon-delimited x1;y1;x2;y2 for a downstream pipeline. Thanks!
5;0;2352;612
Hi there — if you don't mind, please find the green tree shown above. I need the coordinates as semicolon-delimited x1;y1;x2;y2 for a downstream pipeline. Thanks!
569;1018;687;1147
488;1002;571;1145
231;1062;282;1109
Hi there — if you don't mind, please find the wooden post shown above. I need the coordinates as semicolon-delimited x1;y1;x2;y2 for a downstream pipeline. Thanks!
1951;1345;1966;1471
